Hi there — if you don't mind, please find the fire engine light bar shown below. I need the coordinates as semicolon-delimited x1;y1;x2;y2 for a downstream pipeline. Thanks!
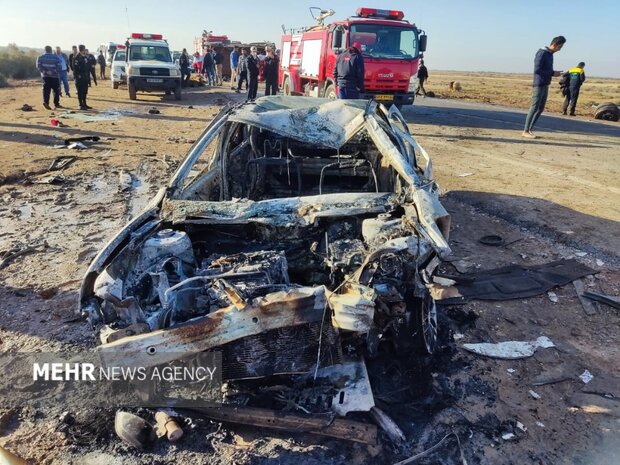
131;33;163;40
356;8;404;20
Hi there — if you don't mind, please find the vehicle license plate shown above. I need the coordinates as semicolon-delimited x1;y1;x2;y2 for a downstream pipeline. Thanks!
147;78;163;83
375;94;392;101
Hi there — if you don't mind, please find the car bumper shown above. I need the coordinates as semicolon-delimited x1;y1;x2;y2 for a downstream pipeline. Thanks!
112;73;127;83
128;76;181;90
361;92;415;106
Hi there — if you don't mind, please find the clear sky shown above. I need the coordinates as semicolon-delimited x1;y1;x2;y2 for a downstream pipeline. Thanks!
1;0;619;77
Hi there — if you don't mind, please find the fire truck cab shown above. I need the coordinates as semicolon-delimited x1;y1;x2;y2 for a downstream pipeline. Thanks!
280;7;427;107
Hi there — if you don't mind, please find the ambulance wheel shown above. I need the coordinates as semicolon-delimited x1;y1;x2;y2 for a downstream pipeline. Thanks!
128;83;137;100
113;82;119;90
282;77;291;96
324;84;336;100
174;83;182;100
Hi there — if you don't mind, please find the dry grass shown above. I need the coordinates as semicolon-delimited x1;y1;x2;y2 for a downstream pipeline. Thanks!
424;71;620;117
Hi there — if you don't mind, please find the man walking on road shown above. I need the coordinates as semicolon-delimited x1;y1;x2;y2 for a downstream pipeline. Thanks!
522;35;566;138
73;45;92;110
562;62;586;116
415;60;428;97
333;42;364;99
97;51;106;80
55;46;71;98
36;45;62;110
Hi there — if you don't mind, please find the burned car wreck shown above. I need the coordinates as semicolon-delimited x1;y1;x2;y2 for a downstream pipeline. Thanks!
79;96;451;441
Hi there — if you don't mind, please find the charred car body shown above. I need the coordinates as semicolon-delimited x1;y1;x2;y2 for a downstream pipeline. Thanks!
79;96;451;425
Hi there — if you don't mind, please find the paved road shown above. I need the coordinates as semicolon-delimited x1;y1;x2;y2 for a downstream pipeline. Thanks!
401;97;620;262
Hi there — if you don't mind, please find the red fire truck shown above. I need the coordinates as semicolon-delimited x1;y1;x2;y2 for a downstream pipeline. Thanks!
279;7;427;107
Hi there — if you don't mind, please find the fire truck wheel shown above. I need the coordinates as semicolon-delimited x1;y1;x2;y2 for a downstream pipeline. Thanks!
324;84;336;100
282;77;291;96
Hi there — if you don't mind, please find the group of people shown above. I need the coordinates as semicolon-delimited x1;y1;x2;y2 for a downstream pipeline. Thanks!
36;45;108;110
178;45;279;102
523;35;586;138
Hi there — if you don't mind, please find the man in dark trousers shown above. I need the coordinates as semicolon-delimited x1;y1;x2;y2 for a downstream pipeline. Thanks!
562;62;586;116
73;45;92;110
179;48;191;87
522;35;566;138
263;46;279;96
214;48;224;85
68;45;78;73
203;47;215;85
246;46;260;101
85;49;97;86
415;60;428;97
235;49;249;93
36;45;62;110
97;50;106;80
333;42;364;99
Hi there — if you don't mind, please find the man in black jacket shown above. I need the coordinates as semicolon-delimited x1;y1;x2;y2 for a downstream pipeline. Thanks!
333;42;364;99
522;35;566;138
246;46;260;101
415;60;428;97
85;49;97;86
263;46;279;96
68;45;78;72
179;48;191;86
73;45;91;110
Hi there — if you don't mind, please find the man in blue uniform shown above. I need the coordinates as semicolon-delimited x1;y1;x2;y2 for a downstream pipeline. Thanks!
562;62;586;116
333;42;364;99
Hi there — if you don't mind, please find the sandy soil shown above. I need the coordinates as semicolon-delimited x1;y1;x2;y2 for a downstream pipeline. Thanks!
0;80;619;464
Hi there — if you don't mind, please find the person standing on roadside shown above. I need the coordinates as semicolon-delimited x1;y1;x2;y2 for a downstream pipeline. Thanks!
415;60;428;97
246;46;260;101
214;48;224;85
97;50;106;80
68;45;78;73
55;46;71;98
203;47;215;85
179;48;191;86
235;49;248;93
562;62;586;116
36;45;63;109
230;46;239;89
263;46;279;96
85;48;97;86
333;42;364;99
73;45;92;110
522;35;566;138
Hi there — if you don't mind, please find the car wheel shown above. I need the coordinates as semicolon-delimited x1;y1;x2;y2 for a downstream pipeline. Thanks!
594;102;620;122
414;292;438;355
282;77;291;96
324;84;336;99
128;82;137;100
174;83;182;101
113;82;119;90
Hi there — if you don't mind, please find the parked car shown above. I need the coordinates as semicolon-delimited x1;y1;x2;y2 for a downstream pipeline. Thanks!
80;96;451;416
111;49;127;89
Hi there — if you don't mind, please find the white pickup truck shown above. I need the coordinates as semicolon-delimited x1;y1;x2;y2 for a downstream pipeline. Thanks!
125;33;182;100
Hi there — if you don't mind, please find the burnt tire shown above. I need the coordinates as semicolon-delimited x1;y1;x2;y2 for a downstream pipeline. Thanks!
394;290;438;355
128;82;137;100
324;84;336;100
594;102;620;122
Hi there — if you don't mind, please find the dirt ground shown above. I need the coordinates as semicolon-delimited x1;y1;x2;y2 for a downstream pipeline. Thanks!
0;79;619;464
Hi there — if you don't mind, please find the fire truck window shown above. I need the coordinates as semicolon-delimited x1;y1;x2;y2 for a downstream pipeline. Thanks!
350;25;417;59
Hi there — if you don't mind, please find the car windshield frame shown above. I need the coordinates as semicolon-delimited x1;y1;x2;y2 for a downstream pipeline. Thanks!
349;23;419;60
129;45;172;62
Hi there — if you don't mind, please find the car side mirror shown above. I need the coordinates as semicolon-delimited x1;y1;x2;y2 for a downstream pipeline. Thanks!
332;28;344;52
419;34;427;53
